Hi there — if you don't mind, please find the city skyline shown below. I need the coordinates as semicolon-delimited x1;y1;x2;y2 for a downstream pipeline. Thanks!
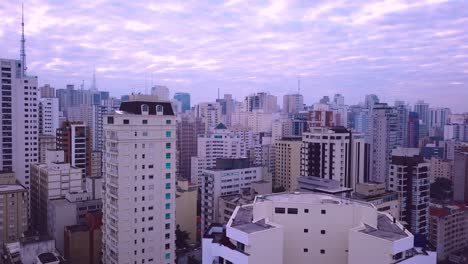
1;0;468;112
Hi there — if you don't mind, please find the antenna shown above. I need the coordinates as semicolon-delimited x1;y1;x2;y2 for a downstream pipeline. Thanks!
81;80;85;90
20;3;27;77
91;65;97;91
297;77;301;94
218;88;220;100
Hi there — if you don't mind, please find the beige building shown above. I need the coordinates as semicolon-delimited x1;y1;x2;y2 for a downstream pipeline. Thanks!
429;158;453;182
90;151;102;178
274;137;302;191
353;182;400;219
176;179;198;244
30;150;83;233
38;135;56;164
0;171;16;185
0;172;28;248
429;203;468;262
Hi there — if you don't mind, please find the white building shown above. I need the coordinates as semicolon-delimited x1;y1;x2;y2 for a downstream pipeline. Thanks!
151;85;170;101
283;94;304;114
369;103;399;183
202;192;436;264
301;127;369;189
388;148;430;235
272;118;293;141
444;123;468;142
0;58;39;187
244;92;277;113
67;104;106;151
191;124;246;185
195;102;223;133
39;97;59;136
201;158;263;234
231;111;274;133
102;95;176;264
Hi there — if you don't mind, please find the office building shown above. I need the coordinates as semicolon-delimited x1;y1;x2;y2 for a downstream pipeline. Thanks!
369;103;399;183
453;147;468;204
388;148;430;235
38;135;56;164
176;179;198;244
195;102;223;133
444;123;468;142
56;122;92;179
173;92;191;112
0;58;39;187
407;112;419;148
364;94;379;109
272;118;293;141
429;107;450;137
216;94;236;127
0;173;28;247
414;100;430;132
203;192;436;264
67;104;107;151
283;94;304;114
102;95;176;264
30;150;83;233
352;182;400;219
333;93;345;106
176;115;205;180
429;203;468;262
429;158;453;182
301;127;369;189
274;137;302;191
39;97;59;136
191;124;246;184
244;92;277;113
151;85;170;100
201;158;263;234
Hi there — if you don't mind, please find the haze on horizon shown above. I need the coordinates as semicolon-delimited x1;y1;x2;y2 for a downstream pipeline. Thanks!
0;0;467;112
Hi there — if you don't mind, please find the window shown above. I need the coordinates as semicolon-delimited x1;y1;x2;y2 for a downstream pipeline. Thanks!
165;213;170;219
304;248;308;253
142;119;148;124
304;229;309;233
287;208;298;214
165;223;170;229
165;183;171;190
166;143;171;149
304;209;309;213
166;153;171;159
165;253;170;260
166;119;171;124
321;210;326;215
275;207;285;214
321;230;326;234
237;242;245;251
165;163;171;169
165;233;170;239
165;173;171;179
165;243;170;250
142;104;149;112
320;249;325;254
166;131;171;137
107;117;114;124
123;119;130;124
156;105;164;113
165;193;171;199
165;203;170;209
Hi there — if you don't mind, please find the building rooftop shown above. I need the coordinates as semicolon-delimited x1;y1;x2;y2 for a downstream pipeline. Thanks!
359;214;408;241
37;253;58;263
66;224;90;233
256;192;373;208
230;206;275;234
430;203;468;218
0;184;26;192
118;100;174;116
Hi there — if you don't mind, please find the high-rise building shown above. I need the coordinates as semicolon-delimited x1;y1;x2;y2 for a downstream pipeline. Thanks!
364;94;379;109
39;97;59;136
30;150;83;233
388;148;430;235
395;103;409;147
175;179;198;244
203;192;436;264
369;103;399;183
301;127;369;189
333;93;345;106
429;107;450;137
429;203;468;262
444;123;468;142
151;85;170;100
414;100;430;137
272;118;293;141
407;112;419;148
40;84;55;98
173;92;191;112
56;122;92;179
283;94;304;114
191;124;246;184
194;102;223;133
67;104;107;151
274;137;301;191
176;115;205;180
102;95;176;264
216;94;236;127
0;172;28;248
38;135;56;163
453;147;468;204
201;158;263;233
429;158;453;182
244;92;277;113
352;182;400;219
0;58;39;188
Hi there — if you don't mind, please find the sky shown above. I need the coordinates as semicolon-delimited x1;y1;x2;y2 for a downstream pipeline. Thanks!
1;0;468;112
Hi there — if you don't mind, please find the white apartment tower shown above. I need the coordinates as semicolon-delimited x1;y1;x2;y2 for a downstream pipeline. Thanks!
39;97;59;136
151;85;170;101
0;58;39;187
102;95;176;264
283;94;304;114
191;124;246;184
369;103;399;183
195;102;223;133
301;127;369;190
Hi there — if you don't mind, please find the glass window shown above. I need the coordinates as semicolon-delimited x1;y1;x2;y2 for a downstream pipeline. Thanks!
287;208;298;214
166;120;171;125
166;153;171;159
165;183;171;189
165;163;171;169
166;143;171;149
274;207;285;214
165;213;170;219
165;203;170;209
165;193;171;200
165;173;171;179
166;131;171;137
165;253;170;260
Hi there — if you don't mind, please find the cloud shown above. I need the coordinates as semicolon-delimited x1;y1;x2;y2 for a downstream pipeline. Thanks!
0;0;467;112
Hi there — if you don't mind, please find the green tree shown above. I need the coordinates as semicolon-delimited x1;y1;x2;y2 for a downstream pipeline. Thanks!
430;178;453;201
175;225;190;249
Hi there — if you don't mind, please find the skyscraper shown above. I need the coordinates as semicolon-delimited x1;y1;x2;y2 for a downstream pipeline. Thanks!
244;92;277;113
39;97;59;136
173;92;191;112
407;112;420;148
369;103;399;183
414;100;430;137
283;94;304;114
151;85;170;101
453;147;468;204
364;94;379;109
176;115;205;180
102;95;176;264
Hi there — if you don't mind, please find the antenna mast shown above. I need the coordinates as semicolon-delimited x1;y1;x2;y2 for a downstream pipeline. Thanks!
297;77;301;94
20;3;27;77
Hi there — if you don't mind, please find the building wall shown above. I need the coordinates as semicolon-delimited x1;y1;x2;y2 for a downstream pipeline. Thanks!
274;138;301;191
176;180;198;244
453;149;468;204
0;185;28;247
429;158;453;182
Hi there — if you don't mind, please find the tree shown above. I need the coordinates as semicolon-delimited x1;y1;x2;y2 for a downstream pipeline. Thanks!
175;225;190;249
273;186;286;193
430;178;453;201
